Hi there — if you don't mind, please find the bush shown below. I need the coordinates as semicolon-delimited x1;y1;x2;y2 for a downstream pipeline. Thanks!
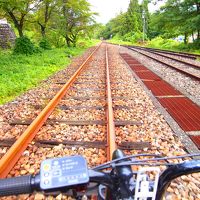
47;31;65;48
77;41;87;48
147;37;179;50
188;39;200;49
39;37;51;50
123;31;143;43
147;36;164;48
13;36;36;55
64;48;77;58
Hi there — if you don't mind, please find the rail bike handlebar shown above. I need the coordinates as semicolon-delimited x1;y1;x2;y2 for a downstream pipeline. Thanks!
0;149;200;200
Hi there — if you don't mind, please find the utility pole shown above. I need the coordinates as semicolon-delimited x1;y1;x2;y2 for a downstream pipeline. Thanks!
142;10;145;43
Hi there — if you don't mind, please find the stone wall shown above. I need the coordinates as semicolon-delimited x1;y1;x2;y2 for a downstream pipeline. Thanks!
0;22;16;48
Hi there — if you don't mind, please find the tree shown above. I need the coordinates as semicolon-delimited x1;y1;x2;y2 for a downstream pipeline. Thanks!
0;0;40;37
181;0;200;40
127;0;141;33
141;0;150;38
148;11;166;39
99;0;149;42
35;0;57;37
149;0;200;43
58;0;95;46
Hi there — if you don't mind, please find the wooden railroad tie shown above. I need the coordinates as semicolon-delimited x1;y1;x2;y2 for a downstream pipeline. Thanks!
118;141;151;150
34;105;105;111
74;81;105;85
33;105;135;111
0;139;151;150
9;119;142;126
44;96;106;100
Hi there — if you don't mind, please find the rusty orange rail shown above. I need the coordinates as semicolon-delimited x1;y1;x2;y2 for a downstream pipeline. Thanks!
105;45;117;160
0;44;101;178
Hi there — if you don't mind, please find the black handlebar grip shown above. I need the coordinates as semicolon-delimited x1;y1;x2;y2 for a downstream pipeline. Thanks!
0;175;33;196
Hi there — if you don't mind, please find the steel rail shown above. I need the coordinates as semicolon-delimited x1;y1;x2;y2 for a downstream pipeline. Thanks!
0;43;101;178
133;47;200;69
126;45;200;60
141;49;200;69
105;45;117;160
128;47;200;82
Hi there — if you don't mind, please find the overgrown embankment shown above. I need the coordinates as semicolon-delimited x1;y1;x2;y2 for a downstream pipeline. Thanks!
109;37;200;55
0;40;99;105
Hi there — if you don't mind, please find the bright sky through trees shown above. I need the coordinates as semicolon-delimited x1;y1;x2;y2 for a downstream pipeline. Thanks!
88;0;129;24
88;0;165;24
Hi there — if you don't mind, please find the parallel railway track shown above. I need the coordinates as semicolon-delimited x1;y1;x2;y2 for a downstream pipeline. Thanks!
120;52;200;150
127;45;200;60
126;46;200;82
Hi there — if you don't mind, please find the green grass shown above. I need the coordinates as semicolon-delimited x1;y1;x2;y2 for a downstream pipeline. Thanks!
107;37;200;55
108;38;133;46
146;37;200;54
0;39;99;105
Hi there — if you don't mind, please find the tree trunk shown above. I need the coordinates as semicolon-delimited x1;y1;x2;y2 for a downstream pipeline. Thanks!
65;37;71;47
67;40;71;47
38;22;46;37
65;34;74;47
8;11;24;37
72;35;77;47
197;30;200;40
196;3;200;39
18;25;23;37
192;32;195;42
41;26;46;37
184;33;188;44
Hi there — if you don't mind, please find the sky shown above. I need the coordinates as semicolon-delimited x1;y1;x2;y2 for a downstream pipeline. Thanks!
88;0;165;24
88;0;130;24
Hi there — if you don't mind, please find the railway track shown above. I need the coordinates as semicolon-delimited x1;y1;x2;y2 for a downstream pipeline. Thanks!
127;45;200;60
129;46;200;69
0;43;150;198
0;43;200;199
120;45;200;148
126;46;200;82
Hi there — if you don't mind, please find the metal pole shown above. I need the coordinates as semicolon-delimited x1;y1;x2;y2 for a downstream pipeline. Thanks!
142;10;145;43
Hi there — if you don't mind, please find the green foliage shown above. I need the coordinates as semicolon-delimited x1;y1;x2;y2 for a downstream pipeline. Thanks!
0;40;99;105
64;48;80;57
175;39;200;53
123;31;143;43
13;36;37;55
92;24;105;39
1;0;96;46
39;37;51;50
127;0;141;32
146;36;200;54
147;37;179;50
99;12;132;40
189;39;200;49
99;0;150;43
77;39;99;48
109;37;133;46
47;30;66;48
0;0;38;37
149;0;200;42
58;0;96;47
101;0;200;48
34;0;57;37
0;49;68;104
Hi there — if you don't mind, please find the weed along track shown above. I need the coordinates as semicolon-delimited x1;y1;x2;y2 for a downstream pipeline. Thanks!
0;43;200;199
